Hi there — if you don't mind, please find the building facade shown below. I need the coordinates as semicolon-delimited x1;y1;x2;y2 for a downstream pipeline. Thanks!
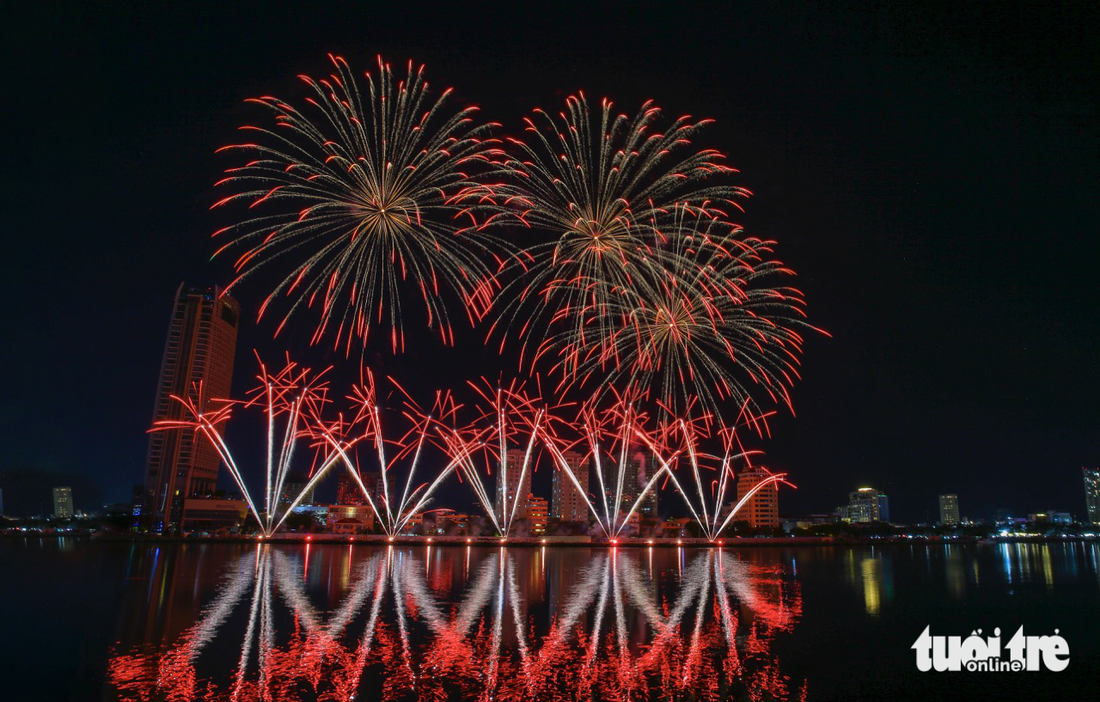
142;285;239;531
938;494;960;526
52;486;73;518
179;497;247;533
361;471;386;506
636;452;659;518
528;495;548;535
1083;468;1100;524
281;473;315;506
842;487;890;523
734;467;780;528
551;450;590;522
496;448;532;524
336;472;368;506
327;504;376;533
593;448;654;519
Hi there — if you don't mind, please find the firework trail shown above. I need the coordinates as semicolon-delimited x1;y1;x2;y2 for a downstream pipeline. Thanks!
435;380;549;537
557;206;819;418
212;55;506;354
488;93;747;374
151;355;473;538
541;395;672;539
152;356;365;536
650;406;794;541
319;371;468;538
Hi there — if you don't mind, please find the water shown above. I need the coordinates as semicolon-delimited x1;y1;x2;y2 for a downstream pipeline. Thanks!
3;539;1098;701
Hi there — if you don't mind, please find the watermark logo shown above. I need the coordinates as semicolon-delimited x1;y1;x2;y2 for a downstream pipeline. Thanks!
912;626;1069;672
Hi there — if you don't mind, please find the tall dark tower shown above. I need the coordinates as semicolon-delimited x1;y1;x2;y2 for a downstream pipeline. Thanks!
142;284;239;531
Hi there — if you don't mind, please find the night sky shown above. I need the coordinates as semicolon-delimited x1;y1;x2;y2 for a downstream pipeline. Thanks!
3;2;1097;522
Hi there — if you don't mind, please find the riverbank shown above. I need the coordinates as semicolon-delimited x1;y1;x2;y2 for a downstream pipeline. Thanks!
5;530;1099;547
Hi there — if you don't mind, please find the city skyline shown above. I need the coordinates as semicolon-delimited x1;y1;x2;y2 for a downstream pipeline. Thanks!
2;7;1097;702
1;3;1096;525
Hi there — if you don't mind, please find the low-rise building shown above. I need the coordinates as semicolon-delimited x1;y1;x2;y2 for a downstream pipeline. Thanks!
331;518;365;535
180;497;248;533
291;504;329;526
401;512;424;534
528;495;548;535
327;504;375;532
781;514;839;532
430;510;471;535
1028;511;1073;526
661;517;692;538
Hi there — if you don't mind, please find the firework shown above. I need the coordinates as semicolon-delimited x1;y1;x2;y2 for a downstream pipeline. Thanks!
436;381;548;537
562;206;818;418
151;355;472;538
152;357;364;536
320;371;467;538
213;55;505;353
541;396;671;539
488;93;748;376
650;407;794;541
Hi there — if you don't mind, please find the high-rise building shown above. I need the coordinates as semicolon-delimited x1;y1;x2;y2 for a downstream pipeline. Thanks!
53;487;73;518
551;450;590;522
336;472;367;506
617;451;640;513
734;467;779;528
1084;468;1100;524
595;448;651;519
142;284;239;531
281;472;315;506
361;471;386;506
842;487;890;523
638;453;660;518
496;448;532;522
938;494;960;526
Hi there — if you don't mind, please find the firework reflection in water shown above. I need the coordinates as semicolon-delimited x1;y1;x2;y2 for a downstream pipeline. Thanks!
108;545;804;702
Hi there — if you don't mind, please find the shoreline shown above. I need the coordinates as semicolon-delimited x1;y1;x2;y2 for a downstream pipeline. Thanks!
5;531;1099;547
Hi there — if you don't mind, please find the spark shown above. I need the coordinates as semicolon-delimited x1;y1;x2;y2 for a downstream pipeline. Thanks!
213;55;507;353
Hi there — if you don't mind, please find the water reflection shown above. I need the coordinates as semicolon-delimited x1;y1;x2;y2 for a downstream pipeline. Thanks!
944;546;966;600
842;548;892;616
107;545;803;701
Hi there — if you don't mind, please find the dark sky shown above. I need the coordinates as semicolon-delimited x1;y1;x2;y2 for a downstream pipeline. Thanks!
2;1;1097;522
